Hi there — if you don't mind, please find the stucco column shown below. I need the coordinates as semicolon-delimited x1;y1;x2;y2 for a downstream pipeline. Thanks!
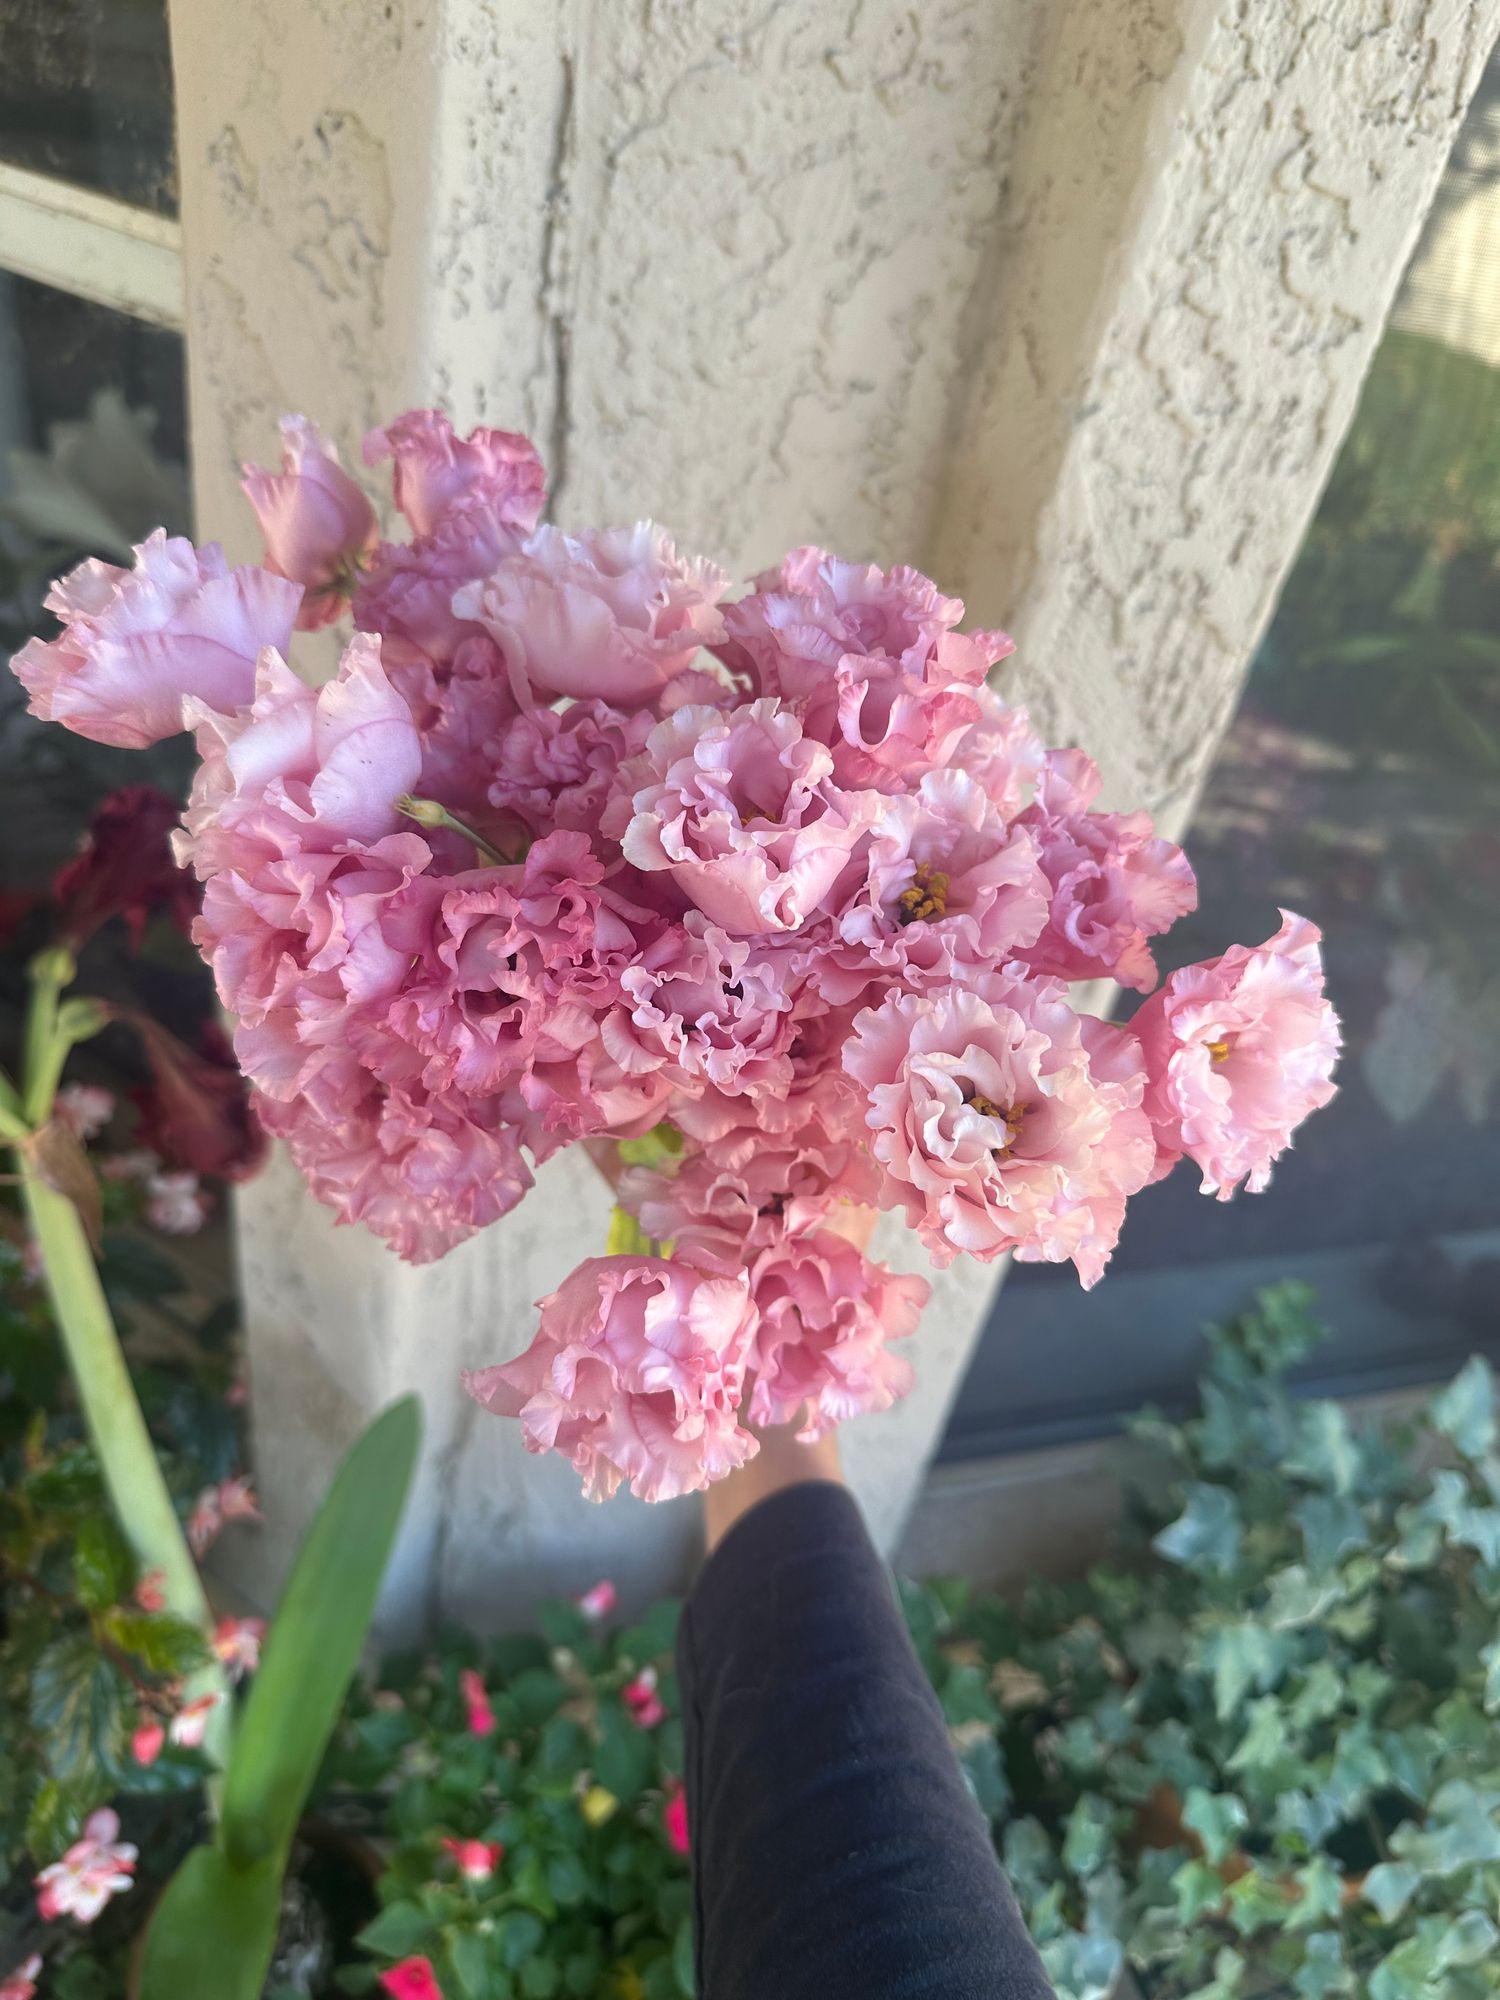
171;0;1499;1628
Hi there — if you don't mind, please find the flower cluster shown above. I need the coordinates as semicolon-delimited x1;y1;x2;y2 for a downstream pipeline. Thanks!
9;411;1340;1504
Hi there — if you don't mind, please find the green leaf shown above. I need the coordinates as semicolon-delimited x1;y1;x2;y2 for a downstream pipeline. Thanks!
614;1123;683;1170
1433;1909;1499;1971
72;1512;133;1611
1199;1622;1287;1720
1061;1794;1115;1878
1287;1402;1360;1495
222;1396;420;1868
448;1929;493;1998
958;1733;1010;1822
26;1775;98;1865
30;1630;131;1783
1182;1787;1247;1866
1430;1356;1497;1460
673;1916;694;1997
139;1844;284;2000
100;1608;209;1677
1174;1859;1226;1925
1154;1484;1242;1571
1292;1931;1349;1999
1295;1494;1368;1574
520;1958;560;2000
1480;1635;1500;1714
495;1910;545;1971
595;1700;654;1805
356;1901;440;1958
510;1667;568;1725
606;1207;652;1256
544;1851;591;1908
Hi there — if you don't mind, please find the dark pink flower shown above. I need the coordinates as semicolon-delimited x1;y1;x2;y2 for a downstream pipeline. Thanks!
1129;910;1340;1197
134;1569;166;1613
622;1667;666;1729
453;522;727;707
11;532;300;747
663;1782;689;1856
131;1715;165;1767
464;1255;758;1501
242;415;378;628
844;976;1155;1285
0;1955;41;2000
378;1957;445;2000
126;1016;265;1183
441;1835;503;1881
577;1579;617;1622
364;410;545;540
458;1667;496;1737
487;699;653;835
51;783;198;947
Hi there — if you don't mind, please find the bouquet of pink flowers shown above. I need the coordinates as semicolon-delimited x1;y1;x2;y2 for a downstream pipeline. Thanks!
10;411;1340;1504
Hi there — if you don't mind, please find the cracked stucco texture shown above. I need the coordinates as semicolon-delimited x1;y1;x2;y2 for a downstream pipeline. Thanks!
173;0;1500;1627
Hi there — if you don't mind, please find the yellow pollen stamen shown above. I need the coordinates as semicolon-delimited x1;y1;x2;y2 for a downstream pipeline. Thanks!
964;1092;1025;1157
896;862;950;925
1206;1038;1231;1063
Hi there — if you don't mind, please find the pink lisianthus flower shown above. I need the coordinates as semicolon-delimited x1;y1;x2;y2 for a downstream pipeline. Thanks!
622;1666;666;1729
609;699;878;935
458;1667;497;1737
441;1835;503;1881
487;699;653;836
35;1809;137;1923
364;410;545;541
577;1579;617;1622
131;1715;165;1767
0;1954;41;2000
747;1228;926;1439
11;532;301;747
663;1782;690;1856
603;922;799;1101
169;1693;222;1750
379;1957;445;2000
1016;749;1197;992
1130;910;1340;1197
844;976;1155;1285
212;1616;266;1682
954;685;1046;819
242;415;378;628
453;522;728;708
464;1255;759;1502
55;1083;115;1141
145;1170;210;1235
718;548;1004;789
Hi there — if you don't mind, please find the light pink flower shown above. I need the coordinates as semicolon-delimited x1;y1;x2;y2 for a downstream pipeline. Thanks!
464;1255;758;1502
379;1958;445;2000
134;1569;166;1612
55;1083;114;1141
187;1475;261;1556
242;415;378;628
441;1836;503;1881
1017;750;1197;992
487;699;653;836
363;410;545;541
453;522;728;707
355;515;514;676
146;1170;210;1235
11;532;300;747
622;1666;666;1729
719;548;1005;788
577;1579;617;1622
747;1228;926;1438
35;1809;137;1923
212;1616;266;1682
844;976;1155;1285
610;700;878;934
131;1715;165;1767
955;685;1046;819
603;922;799;1100
169;1693;221;1749
663;1782;689;1856
459;1667;496;1737
1130;910;1340;1197
0;1954;41;2000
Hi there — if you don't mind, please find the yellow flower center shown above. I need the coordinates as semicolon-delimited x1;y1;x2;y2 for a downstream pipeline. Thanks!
965;1092;1025;1157
1206;1038;1231;1063
896;862;950;925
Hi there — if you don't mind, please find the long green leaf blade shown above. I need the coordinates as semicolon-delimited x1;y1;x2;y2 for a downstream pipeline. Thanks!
140;1843;284;2000
221;1394;420;1867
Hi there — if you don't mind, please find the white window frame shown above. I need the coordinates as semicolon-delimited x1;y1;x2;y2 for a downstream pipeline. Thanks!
0;160;183;330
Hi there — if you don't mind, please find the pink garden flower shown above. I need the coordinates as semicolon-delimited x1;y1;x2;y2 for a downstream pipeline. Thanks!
458;1667;497;1737
844;976;1155;1285
364;410;545;541
12;532;300;747
1130;910;1340;1197
379;1958;445;2000
663;1782;690;1856
464;1255;758;1501
622;1666;666;1729
134;1569;166;1612
36;1808;137;1923
0;1955;41;2000
604;921;800;1101
242;415;379;627
212;1616;267;1682
954;685;1046;819
187;1475;261;1556
453;521;727;707
145;1169;210;1235
169;1693;222;1750
441;1836;504;1881
747;1228;926;1438
577;1578;617;1622
487;698;653;836
132;1715;165;1766
55;1083;114;1142
610;699;878;935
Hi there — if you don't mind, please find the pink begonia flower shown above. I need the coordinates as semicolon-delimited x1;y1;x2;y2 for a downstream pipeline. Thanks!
35;1809;137;1923
604;922;800;1101
187;1475;261;1556
487;699;653;836
464;1255;758;1502
718;548;1005;788
364;410;545;541
212;1616;267;1682
577;1579;618;1622
242;415;379;628
132;1715;165;1767
169;1693;222;1750
379;1958;445;2000
1017;749;1197;992
145;1170;210;1235
453;522;728;707
134;1569;166;1612
844;976;1155;1285
622;1667;666;1729
10;532;300;747
459;1667;497;1738
0;1954;41;2000
663;1783;690;1856
55;1083;114;1141
441;1836;504;1881
1130;910;1340;1197
747;1228;926;1439
610;700;879;935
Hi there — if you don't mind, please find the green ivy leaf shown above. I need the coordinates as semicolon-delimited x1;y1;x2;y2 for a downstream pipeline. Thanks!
1173;1859;1226;1925
1182;1788;1248;1866
1295;1494;1368;1574
1199;1622;1288;1720
1292;1930;1350;1999
1362;1861;1419;1924
1286;1402;1360;1496
958;1733;1010;1823
71;1512;133;1611
1286;1855;1343;1931
1262;1565;1341;1632
1430;1356;1497;1461
1061;1794;1115;1878
1154;1485;1242;1572
1433;1908;1499;1971
1480;1635;1500;1714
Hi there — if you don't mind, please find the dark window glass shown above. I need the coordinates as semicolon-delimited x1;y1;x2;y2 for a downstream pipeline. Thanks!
0;0;177;216
945;58;1500;1460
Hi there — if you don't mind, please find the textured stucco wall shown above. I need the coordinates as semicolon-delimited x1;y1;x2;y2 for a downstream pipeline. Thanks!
172;0;1500;1626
